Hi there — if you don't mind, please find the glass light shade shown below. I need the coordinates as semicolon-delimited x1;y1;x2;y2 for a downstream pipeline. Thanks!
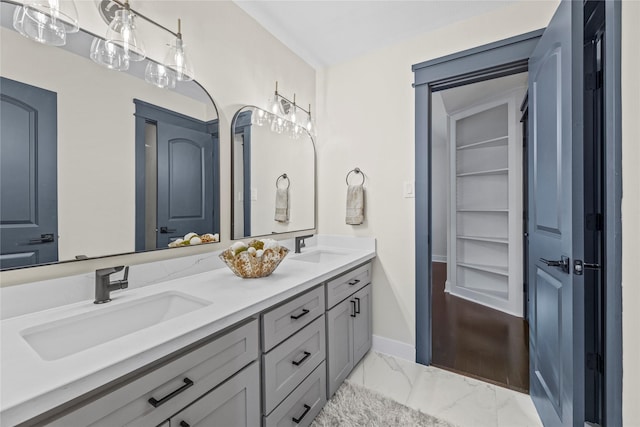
269;96;280;115
164;37;194;82
24;0;79;32
13;5;66;46
305;114;316;136
105;8;145;62
145;61;176;89
90;37;129;71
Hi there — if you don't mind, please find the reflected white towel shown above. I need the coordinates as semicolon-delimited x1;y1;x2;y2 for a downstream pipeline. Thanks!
274;188;289;222
346;184;364;225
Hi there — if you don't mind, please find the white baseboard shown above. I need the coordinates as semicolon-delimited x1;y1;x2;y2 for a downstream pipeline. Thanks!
432;255;447;263
371;335;415;362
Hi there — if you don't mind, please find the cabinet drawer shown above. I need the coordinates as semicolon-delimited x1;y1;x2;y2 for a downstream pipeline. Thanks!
326;262;371;309
49;319;259;427
262;286;325;352
168;361;260;427
262;316;325;415
264;361;326;427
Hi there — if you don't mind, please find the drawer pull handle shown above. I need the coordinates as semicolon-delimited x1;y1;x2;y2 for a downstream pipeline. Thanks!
292;404;312;424
179;422;190;427
292;351;312;366
351;300;357;317
148;378;194;408
355;297;361;314
348;279;361;286
290;308;310;320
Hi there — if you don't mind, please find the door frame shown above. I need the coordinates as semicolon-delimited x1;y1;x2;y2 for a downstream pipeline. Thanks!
412;5;622;424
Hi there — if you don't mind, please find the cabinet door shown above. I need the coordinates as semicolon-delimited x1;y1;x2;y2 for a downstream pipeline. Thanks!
352;284;372;364
168;362;260;427
326;297;354;398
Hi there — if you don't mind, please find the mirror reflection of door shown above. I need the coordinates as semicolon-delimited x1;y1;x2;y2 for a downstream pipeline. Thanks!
0;77;58;269
134;100;217;250
233;110;252;238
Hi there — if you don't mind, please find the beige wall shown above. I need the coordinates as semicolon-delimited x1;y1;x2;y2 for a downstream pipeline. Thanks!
622;1;639;423
316;1;558;348
1;0;316;285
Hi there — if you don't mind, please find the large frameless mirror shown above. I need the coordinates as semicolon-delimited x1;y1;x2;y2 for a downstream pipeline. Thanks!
231;106;315;239
0;0;220;270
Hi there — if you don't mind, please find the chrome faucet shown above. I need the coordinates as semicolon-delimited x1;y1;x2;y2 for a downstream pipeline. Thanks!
94;266;129;304
295;235;314;253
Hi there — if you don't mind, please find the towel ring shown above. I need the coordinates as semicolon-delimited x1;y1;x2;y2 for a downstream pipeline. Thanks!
346;167;365;186
276;173;290;189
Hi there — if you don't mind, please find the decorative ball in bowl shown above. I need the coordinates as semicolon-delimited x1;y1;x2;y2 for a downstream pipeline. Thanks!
219;239;289;278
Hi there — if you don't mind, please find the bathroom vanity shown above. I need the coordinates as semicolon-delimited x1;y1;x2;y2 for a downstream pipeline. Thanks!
0;236;375;426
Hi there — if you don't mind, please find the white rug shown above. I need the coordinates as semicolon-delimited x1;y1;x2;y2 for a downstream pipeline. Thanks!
312;381;457;427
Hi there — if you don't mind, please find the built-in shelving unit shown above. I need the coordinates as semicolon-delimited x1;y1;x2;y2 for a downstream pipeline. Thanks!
446;92;524;317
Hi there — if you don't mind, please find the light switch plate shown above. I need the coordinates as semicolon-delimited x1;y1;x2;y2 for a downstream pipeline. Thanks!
403;181;415;198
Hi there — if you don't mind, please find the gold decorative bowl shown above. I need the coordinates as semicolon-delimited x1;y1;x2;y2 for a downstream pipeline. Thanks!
219;245;289;278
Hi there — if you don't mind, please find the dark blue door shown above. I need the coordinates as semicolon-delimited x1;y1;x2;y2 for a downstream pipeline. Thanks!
528;1;585;425
156;121;213;247
0;77;58;269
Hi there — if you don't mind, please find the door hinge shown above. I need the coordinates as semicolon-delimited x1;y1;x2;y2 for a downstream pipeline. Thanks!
586;352;604;373
573;259;601;275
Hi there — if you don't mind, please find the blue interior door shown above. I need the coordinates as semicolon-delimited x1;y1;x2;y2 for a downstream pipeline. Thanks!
0;77;58;269
156;122;213;248
528;1;585;425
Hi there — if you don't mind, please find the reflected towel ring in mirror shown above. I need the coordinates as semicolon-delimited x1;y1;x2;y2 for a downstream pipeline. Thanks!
346;168;365;186
276;173;290;190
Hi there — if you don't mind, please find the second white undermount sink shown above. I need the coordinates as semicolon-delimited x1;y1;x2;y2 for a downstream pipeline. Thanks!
291;249;349;263
20;291;211;361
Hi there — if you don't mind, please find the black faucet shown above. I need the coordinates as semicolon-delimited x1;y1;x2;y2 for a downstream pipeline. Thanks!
94;266;129;304
295;235;314;253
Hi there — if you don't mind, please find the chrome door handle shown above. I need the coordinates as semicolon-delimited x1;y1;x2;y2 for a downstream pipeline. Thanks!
540;256;570;274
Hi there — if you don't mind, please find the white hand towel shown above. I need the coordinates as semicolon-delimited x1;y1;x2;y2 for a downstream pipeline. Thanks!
274;187;289;222
346;184;364;225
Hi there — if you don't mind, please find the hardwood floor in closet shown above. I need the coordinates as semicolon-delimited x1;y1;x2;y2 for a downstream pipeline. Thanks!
431;262;529;392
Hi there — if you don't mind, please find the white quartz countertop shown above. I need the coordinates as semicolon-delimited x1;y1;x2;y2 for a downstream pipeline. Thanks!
0;235;375;426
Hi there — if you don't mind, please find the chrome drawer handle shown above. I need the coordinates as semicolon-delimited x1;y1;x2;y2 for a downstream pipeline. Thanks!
290;309;310;320
148;378;194;408
347;279;360;286
292;351;311;366
292;404;311;423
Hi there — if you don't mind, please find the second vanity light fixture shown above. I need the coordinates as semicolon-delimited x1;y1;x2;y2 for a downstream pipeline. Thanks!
255;82;316;138
12;0;194;89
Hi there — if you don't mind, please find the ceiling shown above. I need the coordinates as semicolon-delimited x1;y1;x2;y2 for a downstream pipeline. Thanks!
233;0;519;69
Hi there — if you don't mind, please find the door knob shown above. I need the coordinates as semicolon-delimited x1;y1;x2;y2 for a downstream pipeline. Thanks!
540;256;570;273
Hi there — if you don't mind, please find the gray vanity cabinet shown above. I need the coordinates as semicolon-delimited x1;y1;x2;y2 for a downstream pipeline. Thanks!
325;262;373;398
260;285;327;426
162;361;260;427
46;319;259;427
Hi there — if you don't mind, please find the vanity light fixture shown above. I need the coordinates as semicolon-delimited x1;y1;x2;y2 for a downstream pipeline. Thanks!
12;0;79;46
163;19;194;82
267;82;316;138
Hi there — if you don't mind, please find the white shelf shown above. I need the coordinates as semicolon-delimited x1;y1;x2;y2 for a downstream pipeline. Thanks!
456;168;508;177
456;208;508;213
457;262;509;276
456;136;508;151
457;235;508;244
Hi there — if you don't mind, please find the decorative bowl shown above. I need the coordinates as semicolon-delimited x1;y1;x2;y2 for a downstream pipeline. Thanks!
219;242;289;279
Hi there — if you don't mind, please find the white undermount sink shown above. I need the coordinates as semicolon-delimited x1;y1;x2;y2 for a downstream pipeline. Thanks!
20;291;211;361
291;249;349;263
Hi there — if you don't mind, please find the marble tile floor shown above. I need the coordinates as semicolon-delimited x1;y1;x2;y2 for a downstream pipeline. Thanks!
347;351;542;427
